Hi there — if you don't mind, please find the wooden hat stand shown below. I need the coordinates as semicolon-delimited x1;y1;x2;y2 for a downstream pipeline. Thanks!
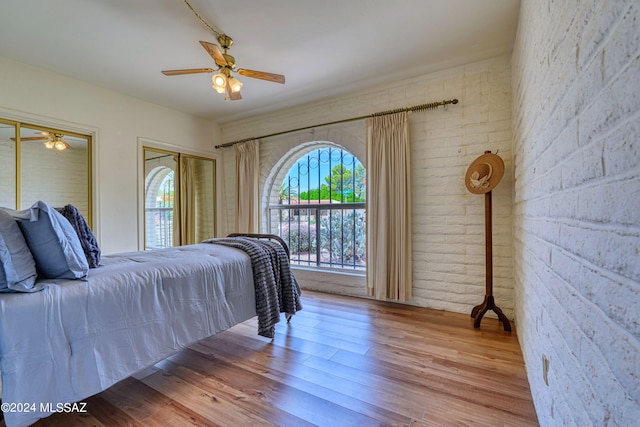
465;151;511;332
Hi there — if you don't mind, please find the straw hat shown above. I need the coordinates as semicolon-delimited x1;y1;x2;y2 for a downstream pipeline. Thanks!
465;151;505;194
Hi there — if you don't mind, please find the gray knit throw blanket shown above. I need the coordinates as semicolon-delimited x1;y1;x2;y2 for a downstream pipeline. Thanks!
203;236;302;338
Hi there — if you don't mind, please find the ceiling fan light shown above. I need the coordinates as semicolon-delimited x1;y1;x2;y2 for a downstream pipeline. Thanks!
44;140;55;149
54;141;67;151
212;73;227;93
228;76;243;93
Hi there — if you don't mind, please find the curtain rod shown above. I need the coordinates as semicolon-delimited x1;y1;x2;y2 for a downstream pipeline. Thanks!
215;98;459;149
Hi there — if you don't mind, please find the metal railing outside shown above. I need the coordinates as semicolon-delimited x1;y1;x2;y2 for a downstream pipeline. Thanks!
268;202;366;271
145;207;173;249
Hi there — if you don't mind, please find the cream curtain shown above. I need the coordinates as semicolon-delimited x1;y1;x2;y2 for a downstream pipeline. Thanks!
176;155;216;245
179;156;196;245
171;157;181;247
366;112;412;302
235;140;260;233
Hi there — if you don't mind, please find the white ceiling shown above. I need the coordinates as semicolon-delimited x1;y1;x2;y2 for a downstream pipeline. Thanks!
0;0;521;123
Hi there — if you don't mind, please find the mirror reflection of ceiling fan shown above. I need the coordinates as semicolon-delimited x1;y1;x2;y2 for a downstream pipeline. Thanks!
162;34;285;101
11;132;72;151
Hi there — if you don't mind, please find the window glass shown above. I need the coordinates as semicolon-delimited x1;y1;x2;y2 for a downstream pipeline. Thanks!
269;146;366;271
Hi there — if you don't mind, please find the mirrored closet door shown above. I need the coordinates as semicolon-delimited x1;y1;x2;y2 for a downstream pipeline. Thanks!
143;147;216;250
0;118;92;226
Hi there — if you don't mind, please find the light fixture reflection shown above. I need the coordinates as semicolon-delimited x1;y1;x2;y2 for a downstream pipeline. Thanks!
45;134;70;151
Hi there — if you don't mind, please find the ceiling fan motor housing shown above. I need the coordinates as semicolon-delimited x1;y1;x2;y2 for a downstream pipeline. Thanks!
218;34;233;50
222;54;236;68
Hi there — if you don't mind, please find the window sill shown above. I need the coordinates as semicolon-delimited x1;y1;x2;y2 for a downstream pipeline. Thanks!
291;265;365;278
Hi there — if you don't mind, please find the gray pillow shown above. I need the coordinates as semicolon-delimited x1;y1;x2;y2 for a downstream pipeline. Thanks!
56;204;101;268
0;209;42;292
5;201;89;280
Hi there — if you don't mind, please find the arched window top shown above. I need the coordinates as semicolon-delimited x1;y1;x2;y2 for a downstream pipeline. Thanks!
145;167;174;206
279;146;366;205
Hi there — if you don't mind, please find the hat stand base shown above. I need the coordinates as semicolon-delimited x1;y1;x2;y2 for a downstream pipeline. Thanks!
469;190;512;332
471;295;511;332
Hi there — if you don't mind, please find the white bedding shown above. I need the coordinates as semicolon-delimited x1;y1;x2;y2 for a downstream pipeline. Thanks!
0;243;256;427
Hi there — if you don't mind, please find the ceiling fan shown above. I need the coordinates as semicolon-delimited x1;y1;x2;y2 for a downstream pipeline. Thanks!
11;132;72;151
161;34;285;100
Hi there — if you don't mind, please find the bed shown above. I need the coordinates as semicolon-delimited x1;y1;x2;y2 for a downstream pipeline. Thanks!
0;232;301;427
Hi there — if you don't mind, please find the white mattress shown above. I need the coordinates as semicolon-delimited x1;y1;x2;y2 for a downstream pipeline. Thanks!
0;243;256;427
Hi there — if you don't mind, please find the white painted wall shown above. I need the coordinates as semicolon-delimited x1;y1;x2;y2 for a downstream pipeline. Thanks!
512;0;640;425
220;55;515;317
0;56;221;254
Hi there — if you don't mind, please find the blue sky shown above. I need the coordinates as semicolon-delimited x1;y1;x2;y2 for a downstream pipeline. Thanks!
283;148;362;193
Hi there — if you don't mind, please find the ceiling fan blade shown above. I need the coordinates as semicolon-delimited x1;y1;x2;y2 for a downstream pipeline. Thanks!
10;136;48;141
162;68;214;76
237;69;285;84
228;89;242;101
199;41;227;67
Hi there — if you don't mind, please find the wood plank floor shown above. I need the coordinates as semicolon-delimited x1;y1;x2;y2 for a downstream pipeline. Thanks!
32;290;538;426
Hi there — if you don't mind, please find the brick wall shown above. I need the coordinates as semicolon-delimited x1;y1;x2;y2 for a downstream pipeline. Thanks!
0;140;17;207
220;55;514;317
512;0;640;425
0;138;88;215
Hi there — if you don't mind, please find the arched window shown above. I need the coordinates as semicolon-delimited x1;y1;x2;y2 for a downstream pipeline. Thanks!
268;146;366;271
144;166;175;249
